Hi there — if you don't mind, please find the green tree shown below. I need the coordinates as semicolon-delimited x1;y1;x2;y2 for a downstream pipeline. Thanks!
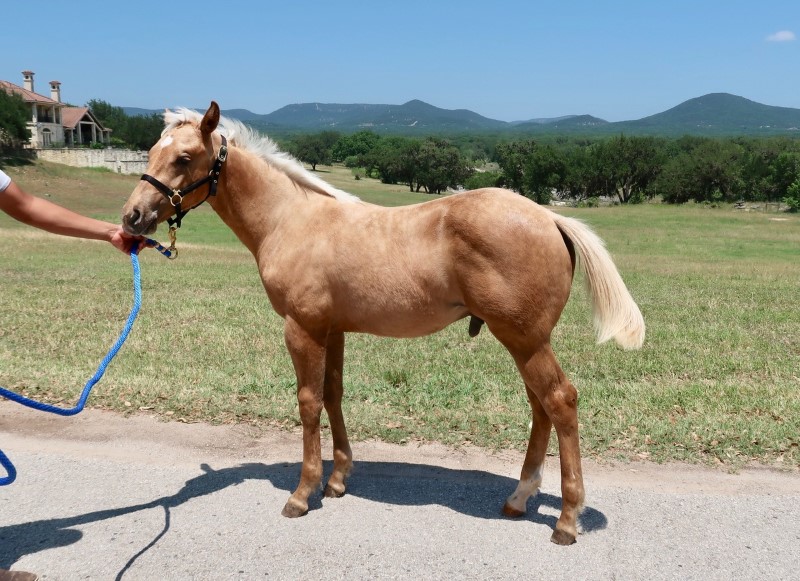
87;99;127;132
0;90;31;149
784;179;800;212
522;144;567;204
361;137;413;185
591;135;664;203
770;151;800;203
415;138;473;194
735;138;800;204
656;139;744;203
124;113;165;150
561;145;600;202
87;99;163;150
653;152;696;203
332;130;380;162
495;140;536;194
290;131;339;171
691;140;744;202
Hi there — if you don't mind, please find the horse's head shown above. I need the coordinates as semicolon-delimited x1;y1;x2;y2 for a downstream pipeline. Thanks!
122;101;225;236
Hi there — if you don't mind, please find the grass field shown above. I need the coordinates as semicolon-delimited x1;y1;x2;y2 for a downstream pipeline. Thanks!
1;159;798;469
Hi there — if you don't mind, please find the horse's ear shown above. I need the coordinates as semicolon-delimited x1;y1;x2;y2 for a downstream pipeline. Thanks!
200;101;220;135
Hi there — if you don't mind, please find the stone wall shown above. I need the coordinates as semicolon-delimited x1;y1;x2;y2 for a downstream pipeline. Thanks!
34;148;148;175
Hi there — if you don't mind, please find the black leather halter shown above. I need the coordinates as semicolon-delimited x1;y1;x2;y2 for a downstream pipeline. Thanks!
140;135;228;229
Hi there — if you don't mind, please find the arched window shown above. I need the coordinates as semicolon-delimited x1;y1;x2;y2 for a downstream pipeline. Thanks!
42;128;52;147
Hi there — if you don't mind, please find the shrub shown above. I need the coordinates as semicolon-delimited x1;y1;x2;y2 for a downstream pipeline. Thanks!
784;180;800;213
577;196;600;208
464;170;501;191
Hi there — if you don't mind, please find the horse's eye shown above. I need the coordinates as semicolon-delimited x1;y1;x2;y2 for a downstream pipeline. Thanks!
176;156;191;166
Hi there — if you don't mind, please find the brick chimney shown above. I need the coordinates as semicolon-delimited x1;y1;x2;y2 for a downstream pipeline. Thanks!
50;80;61;102
22;70;34;93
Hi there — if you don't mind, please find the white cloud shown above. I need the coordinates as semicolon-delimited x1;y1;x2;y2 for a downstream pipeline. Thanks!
765;30;796;42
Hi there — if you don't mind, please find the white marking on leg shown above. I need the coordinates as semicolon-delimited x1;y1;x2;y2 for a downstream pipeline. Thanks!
505;464;544;514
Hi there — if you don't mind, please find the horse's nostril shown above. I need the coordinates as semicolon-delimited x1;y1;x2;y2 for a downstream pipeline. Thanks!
128;209;141;225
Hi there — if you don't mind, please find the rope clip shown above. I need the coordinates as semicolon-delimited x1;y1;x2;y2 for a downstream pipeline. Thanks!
167;225;178;260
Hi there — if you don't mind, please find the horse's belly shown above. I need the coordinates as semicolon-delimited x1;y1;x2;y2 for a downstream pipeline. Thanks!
342;304;468;338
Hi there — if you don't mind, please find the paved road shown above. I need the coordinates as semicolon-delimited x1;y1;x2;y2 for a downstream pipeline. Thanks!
1;406;798;580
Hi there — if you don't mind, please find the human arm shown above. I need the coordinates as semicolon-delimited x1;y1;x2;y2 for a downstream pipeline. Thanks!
0;180;141;254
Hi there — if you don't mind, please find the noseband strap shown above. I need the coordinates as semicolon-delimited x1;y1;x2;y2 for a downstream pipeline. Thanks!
140;135;228;229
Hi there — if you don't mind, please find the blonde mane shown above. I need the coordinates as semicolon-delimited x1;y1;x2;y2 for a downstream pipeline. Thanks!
163;108;359;203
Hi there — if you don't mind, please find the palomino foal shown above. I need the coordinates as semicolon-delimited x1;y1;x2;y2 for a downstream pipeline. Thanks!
122;102;644;545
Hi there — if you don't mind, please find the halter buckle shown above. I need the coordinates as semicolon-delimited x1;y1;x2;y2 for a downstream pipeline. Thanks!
169;190;183;206
218;144;228;163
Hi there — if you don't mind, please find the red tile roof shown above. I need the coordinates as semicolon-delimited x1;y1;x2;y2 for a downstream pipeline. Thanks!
0;79;61;105
60;107;108;131
61;107;89;129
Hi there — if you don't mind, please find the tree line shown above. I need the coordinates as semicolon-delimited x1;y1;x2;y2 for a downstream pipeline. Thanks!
87;100;164;150
288;131;800;211
2;93;798;211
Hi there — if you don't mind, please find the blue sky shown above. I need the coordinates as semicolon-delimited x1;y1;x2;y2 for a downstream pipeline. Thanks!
2;0;797;122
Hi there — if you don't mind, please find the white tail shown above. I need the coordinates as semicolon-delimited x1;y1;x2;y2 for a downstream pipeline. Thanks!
550;212;645;350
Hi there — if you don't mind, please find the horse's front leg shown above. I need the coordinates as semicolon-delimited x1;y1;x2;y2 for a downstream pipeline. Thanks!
323;332;353;498
281;317;327;518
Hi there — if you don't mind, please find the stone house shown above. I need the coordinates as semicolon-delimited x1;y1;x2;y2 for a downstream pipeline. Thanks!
0;70;111;148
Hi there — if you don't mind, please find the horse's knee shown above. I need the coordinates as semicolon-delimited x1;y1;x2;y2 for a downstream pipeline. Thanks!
297;391;324;424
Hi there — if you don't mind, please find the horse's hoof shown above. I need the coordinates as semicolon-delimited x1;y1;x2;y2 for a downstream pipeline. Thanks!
501;502;526;518
324;484;346;498
550;528;577;545
281;501;308;518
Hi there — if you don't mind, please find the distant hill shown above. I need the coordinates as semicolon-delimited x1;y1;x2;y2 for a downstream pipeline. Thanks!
123;107;162;117
123;93;800;137
257;99;508;132
509;115;579;125
512;114;609;133
615;93;800;135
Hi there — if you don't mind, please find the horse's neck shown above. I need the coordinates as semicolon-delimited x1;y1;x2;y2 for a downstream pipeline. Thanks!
209;149;304;257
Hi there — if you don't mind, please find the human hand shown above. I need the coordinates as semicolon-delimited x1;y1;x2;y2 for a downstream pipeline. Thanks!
108;226;144;254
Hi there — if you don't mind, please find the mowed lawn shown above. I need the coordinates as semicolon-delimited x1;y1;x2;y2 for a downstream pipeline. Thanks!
1;160;798;468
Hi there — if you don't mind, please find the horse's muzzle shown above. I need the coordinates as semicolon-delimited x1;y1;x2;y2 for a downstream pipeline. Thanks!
122;206;159;236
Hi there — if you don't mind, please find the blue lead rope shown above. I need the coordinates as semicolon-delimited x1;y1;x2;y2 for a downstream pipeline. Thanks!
0;238;165;485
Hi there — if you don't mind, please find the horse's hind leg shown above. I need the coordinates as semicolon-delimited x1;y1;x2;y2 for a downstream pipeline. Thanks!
510;343;585;545
502;392;551;518
281;317;326;518
322;332;353;498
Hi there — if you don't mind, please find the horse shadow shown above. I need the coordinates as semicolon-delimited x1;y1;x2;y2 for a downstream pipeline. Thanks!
0;460;607;576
